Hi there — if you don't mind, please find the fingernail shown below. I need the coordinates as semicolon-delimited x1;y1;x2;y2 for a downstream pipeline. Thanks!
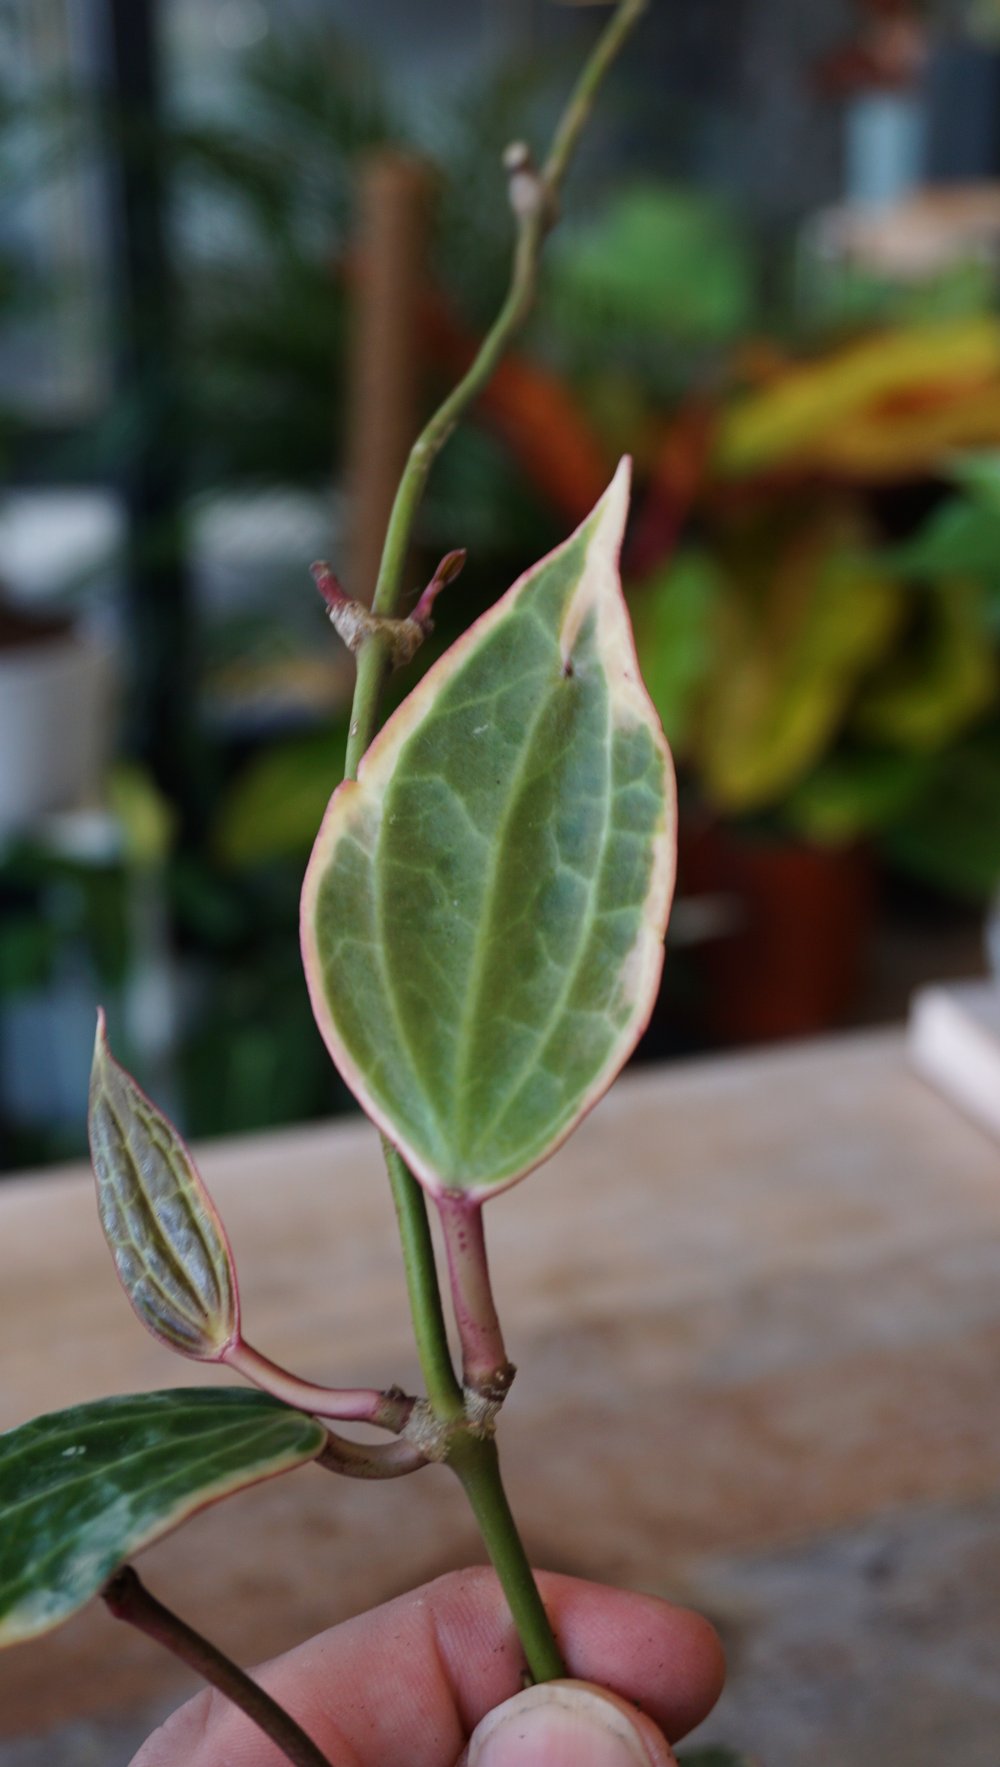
466;1680;677;1767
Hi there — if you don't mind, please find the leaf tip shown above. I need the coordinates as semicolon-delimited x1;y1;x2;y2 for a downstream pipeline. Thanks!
599;454;632;540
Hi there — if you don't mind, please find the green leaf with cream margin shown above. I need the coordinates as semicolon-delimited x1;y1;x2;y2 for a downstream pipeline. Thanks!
89;1014;239;1359
0;1389;326;1646
302;460;676;1198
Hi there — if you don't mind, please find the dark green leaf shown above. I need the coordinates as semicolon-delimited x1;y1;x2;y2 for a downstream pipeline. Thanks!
881;724;1000;901
0;1389;325;1646
889;496;1000;587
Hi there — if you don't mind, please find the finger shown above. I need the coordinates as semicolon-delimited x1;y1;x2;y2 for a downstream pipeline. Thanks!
461;1682;679;1766
132;1567;724;1767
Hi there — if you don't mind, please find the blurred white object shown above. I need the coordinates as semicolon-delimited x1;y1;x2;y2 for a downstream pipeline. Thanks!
189;488;335;617
0;491;122;604
909;980;1000;1145
809;183;1000;280
0;634;117;838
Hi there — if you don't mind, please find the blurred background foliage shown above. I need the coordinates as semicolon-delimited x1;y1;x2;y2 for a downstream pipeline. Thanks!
3;0;1000;1166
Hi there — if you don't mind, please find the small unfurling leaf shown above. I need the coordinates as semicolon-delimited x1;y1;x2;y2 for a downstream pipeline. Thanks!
88;1015;239;1358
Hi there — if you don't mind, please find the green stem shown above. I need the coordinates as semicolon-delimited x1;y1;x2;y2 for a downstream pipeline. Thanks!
542;0;647;191
382;1138;464;1423
103;1567;332;1767
342;0;648;770
448;1433;566;1683
337;0;646;1688
344;630;392;780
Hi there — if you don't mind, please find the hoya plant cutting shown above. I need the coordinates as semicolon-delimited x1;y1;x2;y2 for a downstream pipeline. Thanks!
0;5;723;1761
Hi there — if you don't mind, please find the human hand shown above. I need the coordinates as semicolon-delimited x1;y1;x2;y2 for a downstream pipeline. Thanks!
131;1566;724;1766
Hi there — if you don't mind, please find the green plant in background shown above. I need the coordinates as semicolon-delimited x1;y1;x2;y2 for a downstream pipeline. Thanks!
0;9;740;1762
632;474;1000;900
675;501;901;818
861;454;1000;900
632;497;903;825
549;184;756;361
35;15;628;1162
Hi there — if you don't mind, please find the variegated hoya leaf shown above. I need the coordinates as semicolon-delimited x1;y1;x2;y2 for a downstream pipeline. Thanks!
302;461;676;1198
0;1389;325;1646
89;1015;239;1358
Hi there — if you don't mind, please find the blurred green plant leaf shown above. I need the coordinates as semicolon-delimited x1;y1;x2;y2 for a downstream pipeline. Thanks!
302;465;675;1198
946;449;1000;512
881;723;1000;900
216;725;348;868
89;1016;239;1359
0;914;54;994
716;318;1000;477
550;186;754;347
889;498;1000;592
785;748;928;844
109;764;175;869
0;1390;325;1646
690;507;901;814
630;548;721;746
853;580;997;751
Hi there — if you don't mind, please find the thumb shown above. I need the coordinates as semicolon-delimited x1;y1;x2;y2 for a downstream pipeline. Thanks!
463;1680;678;1767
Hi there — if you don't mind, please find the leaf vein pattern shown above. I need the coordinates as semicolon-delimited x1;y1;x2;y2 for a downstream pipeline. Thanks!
0;1425;309;1615
96;1097;214;1333
0;1395;309;1481
452;627;557;1138
324;820;439;1159
467;686;613;1159
0;1413;309;1554
139;1102;228;1296
476;736;663;1170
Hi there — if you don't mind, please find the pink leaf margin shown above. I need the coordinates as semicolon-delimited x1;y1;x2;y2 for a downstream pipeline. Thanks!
89;1010;242;1359
300;459;678;1199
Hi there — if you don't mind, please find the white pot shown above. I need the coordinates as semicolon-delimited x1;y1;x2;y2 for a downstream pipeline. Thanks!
0;633;117;838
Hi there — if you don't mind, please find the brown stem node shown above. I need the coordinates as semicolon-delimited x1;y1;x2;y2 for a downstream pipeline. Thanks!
312;580;427;671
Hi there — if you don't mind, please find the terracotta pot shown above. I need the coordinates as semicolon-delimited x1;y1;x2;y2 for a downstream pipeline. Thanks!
678;813;876;1044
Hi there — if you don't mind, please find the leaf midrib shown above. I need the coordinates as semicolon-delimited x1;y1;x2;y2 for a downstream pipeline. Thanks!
0;1418;314;1620
97;1090;228;1333
0;1412;309;1529
465;666;613;1169
0;1395;305;1483
450;633;558;1160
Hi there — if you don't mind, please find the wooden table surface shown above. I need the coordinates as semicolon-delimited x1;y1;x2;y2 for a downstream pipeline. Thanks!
2;1029;1000;1765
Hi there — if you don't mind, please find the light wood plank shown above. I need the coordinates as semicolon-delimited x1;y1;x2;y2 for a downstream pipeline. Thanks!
1;1030;998;1750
